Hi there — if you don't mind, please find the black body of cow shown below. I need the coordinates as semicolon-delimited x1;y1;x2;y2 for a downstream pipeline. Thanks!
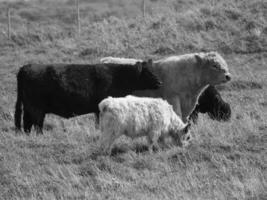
14;61;161;134
189;85;231;123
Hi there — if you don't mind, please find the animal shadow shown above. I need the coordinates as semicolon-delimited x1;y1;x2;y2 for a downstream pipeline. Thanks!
92;143;155;157
111;144;157;156
110;145;128;156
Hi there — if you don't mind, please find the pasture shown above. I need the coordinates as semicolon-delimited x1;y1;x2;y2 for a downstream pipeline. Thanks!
0;0;266;199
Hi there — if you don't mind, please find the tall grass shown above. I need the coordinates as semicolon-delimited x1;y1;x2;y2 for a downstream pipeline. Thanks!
0;0;266;199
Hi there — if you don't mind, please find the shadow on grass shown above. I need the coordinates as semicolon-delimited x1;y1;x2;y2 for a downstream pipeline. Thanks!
89;143;151;158
111;143;151;156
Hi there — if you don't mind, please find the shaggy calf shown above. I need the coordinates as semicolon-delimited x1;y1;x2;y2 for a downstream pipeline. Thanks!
98;95;191;154
189;85;231;123
15;60;161;134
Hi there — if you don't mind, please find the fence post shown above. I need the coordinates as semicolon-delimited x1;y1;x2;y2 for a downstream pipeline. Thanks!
7;8;11;39
142;0;146;19
76;0;81;37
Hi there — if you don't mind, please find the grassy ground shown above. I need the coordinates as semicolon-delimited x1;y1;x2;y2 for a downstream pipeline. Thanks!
0;0;266;199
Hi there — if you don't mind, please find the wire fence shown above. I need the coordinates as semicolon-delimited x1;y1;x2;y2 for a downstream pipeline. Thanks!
1;0;149;40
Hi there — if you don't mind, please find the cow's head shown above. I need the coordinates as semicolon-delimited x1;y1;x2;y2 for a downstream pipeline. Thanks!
171;123;192;147
197;85;218;113
196;52;231;85
189;85;231;123
135;59;162;90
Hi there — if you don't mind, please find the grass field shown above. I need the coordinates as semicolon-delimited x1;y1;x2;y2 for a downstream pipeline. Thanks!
0;0;266;199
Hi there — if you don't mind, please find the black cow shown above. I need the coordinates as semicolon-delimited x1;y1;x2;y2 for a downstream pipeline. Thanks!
189;85;231;123
14;60;161;134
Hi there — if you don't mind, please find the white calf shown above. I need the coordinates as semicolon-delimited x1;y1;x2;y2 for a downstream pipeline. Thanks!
98;95;191;154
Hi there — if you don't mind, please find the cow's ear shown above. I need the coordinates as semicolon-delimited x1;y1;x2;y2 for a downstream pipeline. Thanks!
195;54;202;65
136;61;143;73
147;59;153;67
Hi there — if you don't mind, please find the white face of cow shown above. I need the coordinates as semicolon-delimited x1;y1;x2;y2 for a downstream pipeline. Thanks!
197;52;231;85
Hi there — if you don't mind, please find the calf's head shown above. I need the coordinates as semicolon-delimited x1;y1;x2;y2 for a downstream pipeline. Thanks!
171;123;192;147
135;59;162;90
196;52;231;85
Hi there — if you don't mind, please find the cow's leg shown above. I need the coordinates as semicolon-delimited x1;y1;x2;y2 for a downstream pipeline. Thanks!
180;96;195;123
34;110;45;135
94;112;100;129
188;108;199;124
166;96;182;119
23;109;33;135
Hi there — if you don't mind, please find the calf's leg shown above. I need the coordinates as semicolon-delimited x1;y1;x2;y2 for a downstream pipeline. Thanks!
147;131;160;154
100;131;119;155
99;124;121;155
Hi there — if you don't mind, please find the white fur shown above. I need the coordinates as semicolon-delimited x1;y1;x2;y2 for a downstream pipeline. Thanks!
100;57;142;65
100;52;231;122
98;95;191;154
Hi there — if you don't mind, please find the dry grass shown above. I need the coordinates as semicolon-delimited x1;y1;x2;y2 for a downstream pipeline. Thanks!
0;0;266;199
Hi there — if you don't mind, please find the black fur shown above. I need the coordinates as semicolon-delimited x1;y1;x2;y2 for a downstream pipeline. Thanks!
189;85;231;123
14;60;161;134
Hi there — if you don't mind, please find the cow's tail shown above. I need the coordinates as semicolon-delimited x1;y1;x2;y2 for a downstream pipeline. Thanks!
14;68;24;131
